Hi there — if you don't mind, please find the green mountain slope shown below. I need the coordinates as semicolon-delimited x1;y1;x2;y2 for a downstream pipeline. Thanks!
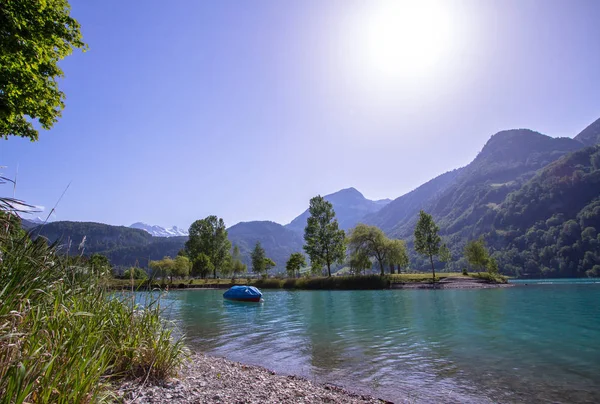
228;220;304;271
363;168;464;234
486;145;600;277
575;117;600;147
378;129;583;243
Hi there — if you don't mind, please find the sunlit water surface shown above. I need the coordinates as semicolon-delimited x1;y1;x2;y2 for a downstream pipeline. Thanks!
148;280;600;403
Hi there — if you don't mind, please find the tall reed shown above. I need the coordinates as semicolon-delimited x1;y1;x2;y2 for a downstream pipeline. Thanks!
0;214;188;403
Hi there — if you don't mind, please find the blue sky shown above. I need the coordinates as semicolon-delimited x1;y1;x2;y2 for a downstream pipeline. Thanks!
2;0;599;229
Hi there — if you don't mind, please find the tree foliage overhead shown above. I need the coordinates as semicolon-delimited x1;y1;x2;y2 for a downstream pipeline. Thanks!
303;195;346;277
1;0;86;140
185;216;231;279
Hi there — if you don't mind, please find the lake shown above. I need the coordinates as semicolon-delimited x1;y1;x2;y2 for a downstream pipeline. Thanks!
156;280;600;403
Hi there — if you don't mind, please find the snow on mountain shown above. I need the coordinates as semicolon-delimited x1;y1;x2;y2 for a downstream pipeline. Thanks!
129;222;188;237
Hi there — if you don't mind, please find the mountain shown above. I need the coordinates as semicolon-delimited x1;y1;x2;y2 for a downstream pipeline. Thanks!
575;117;600;147
30;221;185;268
286;187;391;233
370;129;584;243
228;221;304;271
363;168;464;235
486;144;600;277
130;222;188;237
20;216;45;230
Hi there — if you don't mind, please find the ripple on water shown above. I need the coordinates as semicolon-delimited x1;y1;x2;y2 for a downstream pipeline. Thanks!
153;284;600;403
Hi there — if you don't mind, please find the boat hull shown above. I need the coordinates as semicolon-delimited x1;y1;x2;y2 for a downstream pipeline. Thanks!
224;296;262;303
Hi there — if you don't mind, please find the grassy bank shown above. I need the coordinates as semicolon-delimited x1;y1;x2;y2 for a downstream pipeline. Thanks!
108;271;507;291
0;221;188;403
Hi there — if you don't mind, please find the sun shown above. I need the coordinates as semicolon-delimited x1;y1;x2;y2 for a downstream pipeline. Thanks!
347;0;456;85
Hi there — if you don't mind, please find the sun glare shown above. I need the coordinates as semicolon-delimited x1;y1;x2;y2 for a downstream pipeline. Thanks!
348;0;456;85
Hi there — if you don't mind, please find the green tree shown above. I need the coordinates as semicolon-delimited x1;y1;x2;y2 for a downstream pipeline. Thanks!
464;238;490;272
230;245;247;279
185;216;232;279
414;210;442;282
1;1;86;140
88;253;110;272
303;196;346;277
174;255;191;279
348;224;394;276
264;257;276;275
439;243;452;272
149;257;176;283
251;241;266;276
286;252;306;278
191;253;213;279
123;267;148;280
349;251;371;275
387;239;409;274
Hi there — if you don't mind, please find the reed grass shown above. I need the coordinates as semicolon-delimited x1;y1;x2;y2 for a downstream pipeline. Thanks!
0;215;188;403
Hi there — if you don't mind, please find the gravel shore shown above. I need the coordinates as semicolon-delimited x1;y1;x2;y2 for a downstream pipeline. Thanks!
116;353;391;404
391;276;512;289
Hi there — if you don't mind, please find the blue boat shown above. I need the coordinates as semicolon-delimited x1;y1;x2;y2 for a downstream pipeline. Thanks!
223;286;263;302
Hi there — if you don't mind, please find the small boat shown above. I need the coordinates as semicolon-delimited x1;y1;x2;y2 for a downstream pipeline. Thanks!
223;285;263;302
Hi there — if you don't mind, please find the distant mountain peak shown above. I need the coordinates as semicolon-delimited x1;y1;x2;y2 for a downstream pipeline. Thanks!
286;187;391;232
129;222;188;237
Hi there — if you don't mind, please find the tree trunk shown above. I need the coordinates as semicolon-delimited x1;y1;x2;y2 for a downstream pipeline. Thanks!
327;261;331;277
214;268;217;279
389;263;395;274
379;260;385;276
429;255;436;284
396;264;401;274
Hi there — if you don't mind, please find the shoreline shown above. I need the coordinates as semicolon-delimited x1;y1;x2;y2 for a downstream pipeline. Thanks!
116;352;392;403
109;275;509;291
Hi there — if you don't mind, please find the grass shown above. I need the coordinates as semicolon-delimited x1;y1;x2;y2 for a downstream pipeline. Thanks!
469;272;509;283
0;218;188;403
109;272;499;291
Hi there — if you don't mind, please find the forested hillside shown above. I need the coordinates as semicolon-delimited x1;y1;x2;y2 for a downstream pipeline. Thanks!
487;145;600;277
228;221;304;269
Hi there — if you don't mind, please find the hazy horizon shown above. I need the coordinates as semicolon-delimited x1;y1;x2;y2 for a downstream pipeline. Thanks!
2;0;599;229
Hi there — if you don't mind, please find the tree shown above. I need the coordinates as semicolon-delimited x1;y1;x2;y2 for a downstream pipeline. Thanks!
349;251;371;275
191;253;213;279
348;224;393;276
264;258;276;275
303;196;346;277
149;257;176;283
1;1;86;140
387;239;409;274
173;255;191;279
414;210;442;282
251;241;266;276
230;245;247;279
464;238;490;272
439;243;452;272
286;252;306;278
88;253;110;272
123;267;148;280
185;216;232;279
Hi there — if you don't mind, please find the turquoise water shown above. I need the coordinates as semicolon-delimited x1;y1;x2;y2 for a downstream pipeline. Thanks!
156;281;600;403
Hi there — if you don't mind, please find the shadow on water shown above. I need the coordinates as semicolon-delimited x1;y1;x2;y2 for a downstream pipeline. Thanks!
151;284;600;403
